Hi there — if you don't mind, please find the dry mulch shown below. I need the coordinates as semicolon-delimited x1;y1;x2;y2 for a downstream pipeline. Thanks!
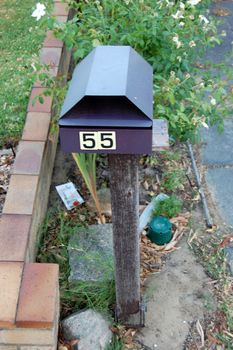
0;149;14;215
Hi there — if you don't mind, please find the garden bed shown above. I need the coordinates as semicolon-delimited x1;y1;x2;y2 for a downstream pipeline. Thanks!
41;140;233;350
38;143;196;348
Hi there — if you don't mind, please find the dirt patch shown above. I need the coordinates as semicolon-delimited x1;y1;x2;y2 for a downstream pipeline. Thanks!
0;148;14;215
136;234;215;350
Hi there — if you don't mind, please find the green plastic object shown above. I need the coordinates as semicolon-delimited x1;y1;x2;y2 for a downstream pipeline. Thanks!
147;216;172;245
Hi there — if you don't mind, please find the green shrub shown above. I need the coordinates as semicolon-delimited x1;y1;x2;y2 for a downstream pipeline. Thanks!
161;150;181;162
105;336;124;350
49;0;232;141
161;169;186;192
153;195;182;218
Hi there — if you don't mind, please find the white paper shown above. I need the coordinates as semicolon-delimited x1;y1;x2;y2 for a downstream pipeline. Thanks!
56;182;84;210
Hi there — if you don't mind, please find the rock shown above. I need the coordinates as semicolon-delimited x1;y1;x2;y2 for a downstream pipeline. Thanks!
62;309;112;350
224;245;233;276
0;148;13;157
86;188;112;217
68;224;113;282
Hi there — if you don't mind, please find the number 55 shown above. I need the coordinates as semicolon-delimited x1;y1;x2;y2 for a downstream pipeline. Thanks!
79;131;116;150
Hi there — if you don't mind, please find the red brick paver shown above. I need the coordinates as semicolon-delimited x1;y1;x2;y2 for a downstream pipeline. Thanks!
16;264;59;328
0;215;31;262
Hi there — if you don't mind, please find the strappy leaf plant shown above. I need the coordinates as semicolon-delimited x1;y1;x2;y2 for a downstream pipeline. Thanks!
72;153;105;224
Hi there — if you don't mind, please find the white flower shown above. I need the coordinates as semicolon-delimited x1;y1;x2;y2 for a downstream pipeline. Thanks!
170;71;176;78
172;10;184;19
201;121;209;128
187;0;201;6
210;97;216;105
221;30;227;37
180;2;185;9
189;15;195;20
201;116;209;128
32;3;46;21
179;21;185;27
199;15;209;24
177;56;182;62
172;35;182;48
189;40;196;47
165;0;175;6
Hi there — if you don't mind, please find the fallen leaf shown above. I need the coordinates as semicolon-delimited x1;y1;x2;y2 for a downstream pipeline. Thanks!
207;331;222;345
164;240;178;251
196;319;204;347
223;330;233;338
143;180;149;190
212;7;231;16
58;345;68;350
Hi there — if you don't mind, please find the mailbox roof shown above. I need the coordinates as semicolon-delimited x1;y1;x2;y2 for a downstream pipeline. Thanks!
60;45;153;121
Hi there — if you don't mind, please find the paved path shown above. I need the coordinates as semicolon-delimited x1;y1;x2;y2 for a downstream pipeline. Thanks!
201;0;233;227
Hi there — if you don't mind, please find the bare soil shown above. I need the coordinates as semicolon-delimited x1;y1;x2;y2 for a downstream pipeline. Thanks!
0;148;14;215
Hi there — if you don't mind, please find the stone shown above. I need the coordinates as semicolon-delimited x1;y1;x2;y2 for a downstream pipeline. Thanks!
205;168;233;226
0;149;13;157
68;224;113;282
224;245;233;276
86;188;112;217
62;309;112;350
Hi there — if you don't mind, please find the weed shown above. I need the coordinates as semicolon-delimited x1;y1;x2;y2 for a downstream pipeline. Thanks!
161;169;186;192
153;195;182;218
220;297;233;332
37;206;116;318
144;155;158;167
105;336;124;350
161;150;181;162
189;231;233;349
206;248;228;282
62;279;116;318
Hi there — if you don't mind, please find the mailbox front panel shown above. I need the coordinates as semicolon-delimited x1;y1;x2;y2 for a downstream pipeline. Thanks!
59;127;152;154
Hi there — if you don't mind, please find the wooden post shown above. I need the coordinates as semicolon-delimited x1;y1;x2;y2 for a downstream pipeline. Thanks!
108;154;141;327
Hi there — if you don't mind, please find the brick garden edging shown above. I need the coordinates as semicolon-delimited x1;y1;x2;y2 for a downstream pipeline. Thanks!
0;2;71;349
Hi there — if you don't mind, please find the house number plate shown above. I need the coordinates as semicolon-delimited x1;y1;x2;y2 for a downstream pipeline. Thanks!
79;131;116;150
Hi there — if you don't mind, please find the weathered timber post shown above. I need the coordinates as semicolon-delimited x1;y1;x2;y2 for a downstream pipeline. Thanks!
108;154;140;326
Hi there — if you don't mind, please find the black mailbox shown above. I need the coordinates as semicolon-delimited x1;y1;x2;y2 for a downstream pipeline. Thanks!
59;45;153;154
